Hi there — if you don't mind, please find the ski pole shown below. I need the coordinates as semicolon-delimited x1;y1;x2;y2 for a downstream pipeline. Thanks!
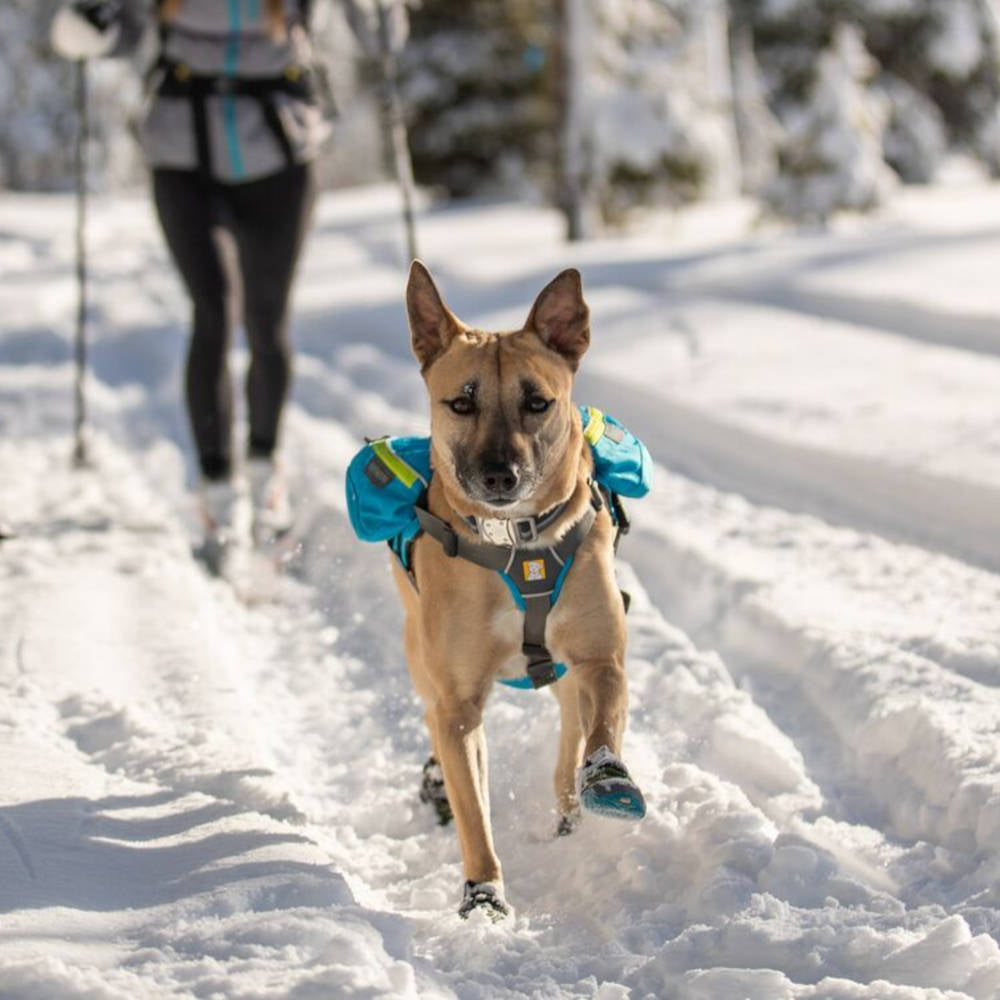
73;58;90;469
375;0;418;262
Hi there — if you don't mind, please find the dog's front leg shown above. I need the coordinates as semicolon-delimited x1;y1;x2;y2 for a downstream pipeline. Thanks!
553;675;584;834
572;655;628;760
570;655;646;820
429;694;508;917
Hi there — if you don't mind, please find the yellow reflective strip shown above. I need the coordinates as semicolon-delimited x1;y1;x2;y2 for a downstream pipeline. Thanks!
583;406;606;445
372;439;421;489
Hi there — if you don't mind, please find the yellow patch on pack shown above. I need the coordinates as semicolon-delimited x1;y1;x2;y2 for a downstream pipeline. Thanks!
522;559;547;582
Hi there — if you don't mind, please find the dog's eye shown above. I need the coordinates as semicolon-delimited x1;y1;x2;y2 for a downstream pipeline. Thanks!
524;396;552;415
448;396;476;416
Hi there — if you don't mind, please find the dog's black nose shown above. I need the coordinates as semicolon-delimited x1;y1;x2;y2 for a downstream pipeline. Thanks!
482;461;520;494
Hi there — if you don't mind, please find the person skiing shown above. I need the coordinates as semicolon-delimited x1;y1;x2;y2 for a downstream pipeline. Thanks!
50;0;329;558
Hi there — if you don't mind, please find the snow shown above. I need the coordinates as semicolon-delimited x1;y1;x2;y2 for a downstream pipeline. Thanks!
3;178;1000;997
926;0;985;80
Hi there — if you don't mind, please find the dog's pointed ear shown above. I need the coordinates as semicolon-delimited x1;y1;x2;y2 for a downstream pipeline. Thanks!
524;269;590;369
406;260;459;370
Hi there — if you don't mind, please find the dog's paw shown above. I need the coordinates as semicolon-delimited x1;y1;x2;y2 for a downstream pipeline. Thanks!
578;746;647;821
419;756;453;826
556;806;582;837
458;880;510;922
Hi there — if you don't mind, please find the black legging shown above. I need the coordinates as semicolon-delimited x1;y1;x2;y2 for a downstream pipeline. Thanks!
152;163;316;480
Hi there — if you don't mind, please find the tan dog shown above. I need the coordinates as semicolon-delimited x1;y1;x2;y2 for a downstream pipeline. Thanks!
396;261;645;920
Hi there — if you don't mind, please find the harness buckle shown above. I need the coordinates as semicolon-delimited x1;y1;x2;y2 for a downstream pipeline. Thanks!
612;493;631;536
477;515;539;546
589;478;604;511
478;517;515;546
514;518;538;544
523;643;558;688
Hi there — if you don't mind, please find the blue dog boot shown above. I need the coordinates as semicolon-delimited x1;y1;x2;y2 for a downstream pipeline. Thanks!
458;880;510;922
578;746;646;820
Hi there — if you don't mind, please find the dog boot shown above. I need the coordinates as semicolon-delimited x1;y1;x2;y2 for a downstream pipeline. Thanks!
247;456;293;545
578;745;646;820
419;756;453;826
458;880;510;922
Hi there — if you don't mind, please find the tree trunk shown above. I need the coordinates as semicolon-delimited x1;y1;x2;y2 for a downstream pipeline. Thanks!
555;0;590;242
728;5;778;195
375;0;419;262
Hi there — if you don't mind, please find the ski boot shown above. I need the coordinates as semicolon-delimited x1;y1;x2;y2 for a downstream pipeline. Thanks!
195;477;251;577
246;456;293;547
578;745;646;820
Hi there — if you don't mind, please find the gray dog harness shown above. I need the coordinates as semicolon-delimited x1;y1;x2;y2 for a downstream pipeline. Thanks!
414;487;603;689
345;406;652;690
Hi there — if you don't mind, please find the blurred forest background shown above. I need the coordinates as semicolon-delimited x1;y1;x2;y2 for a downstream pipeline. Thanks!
4;0;1000;230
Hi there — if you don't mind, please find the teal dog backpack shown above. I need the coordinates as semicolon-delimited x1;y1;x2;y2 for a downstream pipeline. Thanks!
345;405;652;689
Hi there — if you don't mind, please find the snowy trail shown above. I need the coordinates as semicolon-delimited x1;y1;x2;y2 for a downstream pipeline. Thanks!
709;282;1000;359
578;369;1000;575
0;441;423;998
3;184;1000;997
627;471;1000;864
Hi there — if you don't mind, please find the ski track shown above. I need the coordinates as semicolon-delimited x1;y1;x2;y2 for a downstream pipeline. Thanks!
3;186;1000;997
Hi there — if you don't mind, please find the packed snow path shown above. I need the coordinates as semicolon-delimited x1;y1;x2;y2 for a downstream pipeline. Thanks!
1;183;1000;998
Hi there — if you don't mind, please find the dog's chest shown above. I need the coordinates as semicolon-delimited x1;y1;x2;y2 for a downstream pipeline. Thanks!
490;591;574;683
491;602;541;682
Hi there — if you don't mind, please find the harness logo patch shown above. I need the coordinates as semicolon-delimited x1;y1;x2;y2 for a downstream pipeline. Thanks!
522;559;546;582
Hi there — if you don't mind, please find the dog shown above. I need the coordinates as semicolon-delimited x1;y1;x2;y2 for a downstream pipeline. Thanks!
393;261;646;920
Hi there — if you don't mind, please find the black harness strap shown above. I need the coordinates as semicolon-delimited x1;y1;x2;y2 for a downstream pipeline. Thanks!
414;495;600;689
188;81;213;180
256;91;297;167
156;61;314;174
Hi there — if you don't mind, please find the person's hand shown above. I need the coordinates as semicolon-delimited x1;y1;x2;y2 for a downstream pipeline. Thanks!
50;1;122;60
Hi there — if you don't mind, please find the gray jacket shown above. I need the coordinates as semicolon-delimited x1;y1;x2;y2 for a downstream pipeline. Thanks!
117;0;330;183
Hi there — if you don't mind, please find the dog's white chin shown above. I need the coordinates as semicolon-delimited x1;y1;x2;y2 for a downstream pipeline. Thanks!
476;497;538;518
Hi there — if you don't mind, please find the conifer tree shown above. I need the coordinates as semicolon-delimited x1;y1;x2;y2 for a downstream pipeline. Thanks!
763;21;896;222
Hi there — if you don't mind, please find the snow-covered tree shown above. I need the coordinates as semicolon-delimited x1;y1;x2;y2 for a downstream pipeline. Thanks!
740;0;1000;202
0;0;141;191
861;0;1000;175
728;5;781;195
397;0;555;198
763;21;896;222
398;0;741;225
878;73;947;183
583;0;741;224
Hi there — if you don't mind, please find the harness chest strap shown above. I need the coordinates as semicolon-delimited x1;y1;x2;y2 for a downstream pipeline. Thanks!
414;500;599;689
